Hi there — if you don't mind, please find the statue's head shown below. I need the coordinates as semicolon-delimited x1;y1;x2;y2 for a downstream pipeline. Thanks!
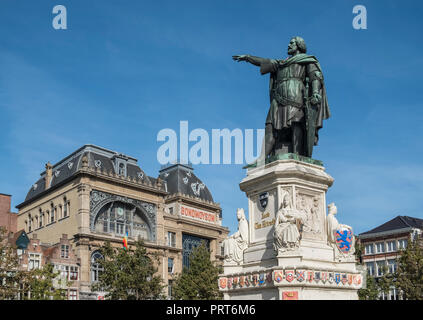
288;36;307;56
280;190;292;209
236;208;245;220
328;202;337;215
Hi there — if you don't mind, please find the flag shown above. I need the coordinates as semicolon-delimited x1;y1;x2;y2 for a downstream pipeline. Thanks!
123;231;128;250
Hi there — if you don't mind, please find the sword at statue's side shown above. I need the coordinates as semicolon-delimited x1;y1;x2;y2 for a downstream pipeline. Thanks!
303;77;317;158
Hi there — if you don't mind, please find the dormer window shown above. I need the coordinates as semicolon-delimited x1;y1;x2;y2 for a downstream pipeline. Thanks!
112;155;128;178
118;163;126;176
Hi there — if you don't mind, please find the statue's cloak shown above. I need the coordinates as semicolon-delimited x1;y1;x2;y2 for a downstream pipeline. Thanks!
261;53;331;145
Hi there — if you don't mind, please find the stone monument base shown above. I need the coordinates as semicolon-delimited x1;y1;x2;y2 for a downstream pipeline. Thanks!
219;159;363;300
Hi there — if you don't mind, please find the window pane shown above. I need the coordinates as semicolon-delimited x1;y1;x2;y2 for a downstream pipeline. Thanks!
168;258;174;273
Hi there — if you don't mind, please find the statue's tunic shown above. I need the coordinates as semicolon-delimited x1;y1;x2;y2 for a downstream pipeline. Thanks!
267;62;308;129
246;53;330;145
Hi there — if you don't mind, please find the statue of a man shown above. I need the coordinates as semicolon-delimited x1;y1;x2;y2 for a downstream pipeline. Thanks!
233;36;330;159
223;208;249;264
273;190;305;253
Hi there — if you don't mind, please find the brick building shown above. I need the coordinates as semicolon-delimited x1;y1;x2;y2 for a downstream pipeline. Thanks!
6;231;80;299
0;193;17;233
14;144;229;299
358;215;423;300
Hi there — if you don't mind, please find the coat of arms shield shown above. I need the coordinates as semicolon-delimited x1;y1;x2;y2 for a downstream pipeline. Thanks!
219;277;227;289
335;273;341;285
335;228;354;254
296;270;305;282
259;192;269;210
239;276;245;287
285;270;295;283
274;271;283;283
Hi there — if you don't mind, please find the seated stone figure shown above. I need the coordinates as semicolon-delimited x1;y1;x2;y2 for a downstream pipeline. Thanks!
223;208;249;264
273;191;306;253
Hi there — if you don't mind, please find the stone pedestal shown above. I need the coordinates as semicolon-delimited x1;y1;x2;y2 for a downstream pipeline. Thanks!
219;159;363;300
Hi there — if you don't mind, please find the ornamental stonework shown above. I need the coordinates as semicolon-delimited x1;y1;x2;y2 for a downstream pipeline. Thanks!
89;189;157;241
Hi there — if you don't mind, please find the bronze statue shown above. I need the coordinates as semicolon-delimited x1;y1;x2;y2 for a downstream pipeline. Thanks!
233;36;330;160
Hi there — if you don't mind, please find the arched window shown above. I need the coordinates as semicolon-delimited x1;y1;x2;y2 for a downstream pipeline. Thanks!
91;251;104;282
94;202;150;240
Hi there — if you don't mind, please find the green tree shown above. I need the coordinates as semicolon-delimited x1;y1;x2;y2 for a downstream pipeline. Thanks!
0;227;21;299
377;265;394;299
356;240;394;300
358;275;380;300
22;263;69;300
91;240;164;300
393;235;423;300
172;242;222;300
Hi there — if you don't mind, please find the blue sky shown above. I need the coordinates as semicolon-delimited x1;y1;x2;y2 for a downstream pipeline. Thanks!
1;0;423;236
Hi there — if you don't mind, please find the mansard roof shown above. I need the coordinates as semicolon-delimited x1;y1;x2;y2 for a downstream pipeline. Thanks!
22;144;151;204
359;215;423;237
159;163;214;203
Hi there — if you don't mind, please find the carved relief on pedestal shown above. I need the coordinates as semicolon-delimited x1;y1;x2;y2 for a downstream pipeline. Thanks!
295;189;325;241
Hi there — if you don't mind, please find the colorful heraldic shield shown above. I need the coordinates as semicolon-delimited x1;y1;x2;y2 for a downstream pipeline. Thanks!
219;277;227;289
220;270;362;291
285;270;295;283
274;271;283;283
321;272;328;283
335;229;353;254
341;274;348;285
296;270;305;282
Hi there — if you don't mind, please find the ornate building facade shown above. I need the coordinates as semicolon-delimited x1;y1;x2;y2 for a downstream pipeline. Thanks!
15;145;229;299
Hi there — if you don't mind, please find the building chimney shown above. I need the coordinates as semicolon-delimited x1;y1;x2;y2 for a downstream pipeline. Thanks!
45;162;53;189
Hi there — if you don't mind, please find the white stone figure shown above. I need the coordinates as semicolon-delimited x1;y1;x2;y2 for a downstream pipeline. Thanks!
273;190;306;253
310;196;321;233
326;203;355;256
223;208;249;264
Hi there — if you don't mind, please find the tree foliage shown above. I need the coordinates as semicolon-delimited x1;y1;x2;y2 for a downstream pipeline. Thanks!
358;275;380;300
172;242;222;300
21;263;69;300
0;227;67;300
0;227;21;299
393;235;423;300
91;240;164;300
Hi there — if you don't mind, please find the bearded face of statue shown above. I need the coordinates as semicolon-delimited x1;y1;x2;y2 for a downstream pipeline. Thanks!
287;38;298;56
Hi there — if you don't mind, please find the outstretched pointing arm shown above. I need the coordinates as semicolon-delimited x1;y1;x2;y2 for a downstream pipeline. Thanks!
232;54;269;66
232;55;277;75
